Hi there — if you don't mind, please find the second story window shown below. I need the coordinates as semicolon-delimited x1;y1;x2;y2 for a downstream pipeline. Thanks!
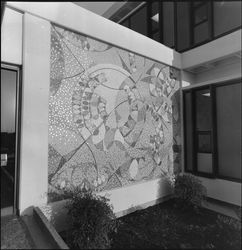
150;1;160;42
192;2;212;46
118;1;241;52
130;5;147;36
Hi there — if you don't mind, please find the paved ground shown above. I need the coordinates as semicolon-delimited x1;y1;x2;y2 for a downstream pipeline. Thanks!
1;215;35;249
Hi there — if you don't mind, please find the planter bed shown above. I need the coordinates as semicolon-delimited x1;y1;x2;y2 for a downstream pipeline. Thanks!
59;199;241;249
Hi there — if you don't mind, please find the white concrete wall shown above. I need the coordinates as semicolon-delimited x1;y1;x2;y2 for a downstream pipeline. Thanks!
180;70;195;88
7;1;181;69
40;177;172;232
3;2;177;214
198;177;241;206
182;29;241;69
3;2;241;214
1;7;22;65
194;60;241;86
18;13;50;213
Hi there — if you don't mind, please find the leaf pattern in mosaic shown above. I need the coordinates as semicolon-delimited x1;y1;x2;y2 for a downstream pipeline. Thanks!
48;24;181;201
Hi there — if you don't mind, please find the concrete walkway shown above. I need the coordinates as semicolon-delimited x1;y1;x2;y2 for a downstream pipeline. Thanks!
1;215;35;249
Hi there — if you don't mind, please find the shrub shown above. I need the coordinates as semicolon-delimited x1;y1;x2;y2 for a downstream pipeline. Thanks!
174;173;207;210
65;187;117;249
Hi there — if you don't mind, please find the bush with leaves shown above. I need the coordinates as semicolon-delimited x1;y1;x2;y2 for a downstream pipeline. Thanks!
65;187;117;249
174;173;207;210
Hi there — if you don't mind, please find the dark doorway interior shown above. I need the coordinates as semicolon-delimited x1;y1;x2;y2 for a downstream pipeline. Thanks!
1;66;20;215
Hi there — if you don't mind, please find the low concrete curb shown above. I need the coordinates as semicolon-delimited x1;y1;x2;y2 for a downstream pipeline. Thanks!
33;207;69;249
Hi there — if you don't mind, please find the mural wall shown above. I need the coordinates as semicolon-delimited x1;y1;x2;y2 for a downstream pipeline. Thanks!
48;24;181;202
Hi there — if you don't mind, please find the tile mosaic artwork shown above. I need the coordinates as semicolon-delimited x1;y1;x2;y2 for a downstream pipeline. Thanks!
48;24;181;201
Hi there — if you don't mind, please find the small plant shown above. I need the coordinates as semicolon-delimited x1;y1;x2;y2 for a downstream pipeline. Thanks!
65;186;117;249
174;173;207;210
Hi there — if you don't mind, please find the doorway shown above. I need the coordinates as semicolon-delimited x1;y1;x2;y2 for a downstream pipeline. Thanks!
1;63;21;216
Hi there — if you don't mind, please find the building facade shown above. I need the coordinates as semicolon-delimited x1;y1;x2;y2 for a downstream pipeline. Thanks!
1;2;241;220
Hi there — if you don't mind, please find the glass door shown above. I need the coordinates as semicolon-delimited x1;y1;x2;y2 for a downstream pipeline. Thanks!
1;64;21;216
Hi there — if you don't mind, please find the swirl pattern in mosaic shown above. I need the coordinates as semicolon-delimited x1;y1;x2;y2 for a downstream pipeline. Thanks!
48;24;181;201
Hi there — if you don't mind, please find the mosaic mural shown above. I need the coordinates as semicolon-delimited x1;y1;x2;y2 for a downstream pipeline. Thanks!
48;24;181;201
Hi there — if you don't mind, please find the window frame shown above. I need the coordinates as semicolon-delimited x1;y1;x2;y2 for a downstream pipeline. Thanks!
183;79;241;183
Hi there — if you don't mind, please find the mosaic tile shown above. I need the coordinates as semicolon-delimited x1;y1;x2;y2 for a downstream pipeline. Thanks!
48;24;181;201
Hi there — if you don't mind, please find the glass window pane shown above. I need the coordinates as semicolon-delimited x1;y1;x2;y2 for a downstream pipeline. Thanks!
152;31;160;42
162;2;175;48
195;88;213;174
177;2;191;51
195;89;211;131
130;6;147;36
1;69;16;134
121;19;129;28
184;92;193;171
216;83;241;180
195;4;208;24
1;68;17;209
214;2;241;37
194;21;209;44
198;132;212;153
197;153;213;173
194;2;203;6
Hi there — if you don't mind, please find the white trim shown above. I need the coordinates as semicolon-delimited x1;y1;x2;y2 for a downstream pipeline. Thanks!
182;29;241;69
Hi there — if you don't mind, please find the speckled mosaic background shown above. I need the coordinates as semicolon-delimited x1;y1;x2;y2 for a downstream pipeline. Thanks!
48;24;181;201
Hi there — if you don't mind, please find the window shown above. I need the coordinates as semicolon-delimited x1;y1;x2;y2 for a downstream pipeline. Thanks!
176;2;191;51
216;83;241;180
194;4;208;25
192;2;212;45
162;2;175;48
184;91;193;172
150;1;160;42
195;88;213;174
119;1;241;52
121;19;129;28
130;5;147;36
183;80;241;182
213;1;241;37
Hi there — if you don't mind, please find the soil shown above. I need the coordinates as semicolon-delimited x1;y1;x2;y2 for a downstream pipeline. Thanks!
60;199;241;249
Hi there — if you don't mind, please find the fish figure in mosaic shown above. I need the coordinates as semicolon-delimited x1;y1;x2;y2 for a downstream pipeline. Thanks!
48;24;181;201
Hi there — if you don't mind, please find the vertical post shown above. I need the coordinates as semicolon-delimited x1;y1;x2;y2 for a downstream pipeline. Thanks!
19;13;50;214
